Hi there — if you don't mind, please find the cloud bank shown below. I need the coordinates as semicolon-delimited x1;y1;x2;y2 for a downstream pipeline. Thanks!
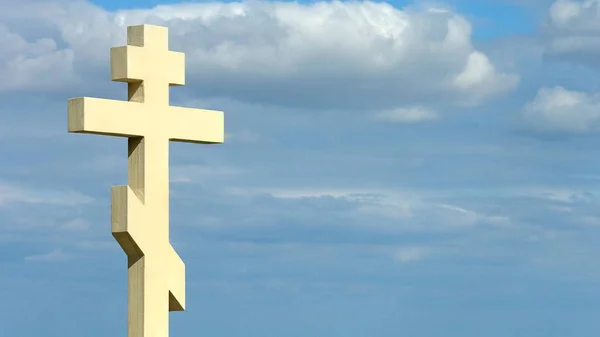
0;0;518;112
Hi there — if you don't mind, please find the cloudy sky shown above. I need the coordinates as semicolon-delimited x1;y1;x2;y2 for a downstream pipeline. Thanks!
2;0;600;336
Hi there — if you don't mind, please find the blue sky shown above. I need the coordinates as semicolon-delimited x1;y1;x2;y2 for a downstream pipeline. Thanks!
2;0;600;336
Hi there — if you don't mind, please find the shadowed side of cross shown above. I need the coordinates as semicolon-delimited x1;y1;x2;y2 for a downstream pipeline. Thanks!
67;25;224;337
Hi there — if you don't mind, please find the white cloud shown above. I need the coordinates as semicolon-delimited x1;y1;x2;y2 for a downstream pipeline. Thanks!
252;187;415;221
171;164;245;183
0;182;94;207
24;249;70;262
74;240;116;251
433;204;510;228
548;0;600;30
0;24;76;91
374;106;439;123
516;186;595;203
453;51;519;105
228;186;510;231
0;0;517;110
545;0;600;66
522;86;600;134
59;218;91;231
258;188;381;199
394;246;427;263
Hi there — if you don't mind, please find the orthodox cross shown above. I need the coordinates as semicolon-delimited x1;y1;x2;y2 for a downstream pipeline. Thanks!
68;24;224;337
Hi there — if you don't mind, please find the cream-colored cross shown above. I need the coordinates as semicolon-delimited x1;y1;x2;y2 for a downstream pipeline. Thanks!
67;25;224;337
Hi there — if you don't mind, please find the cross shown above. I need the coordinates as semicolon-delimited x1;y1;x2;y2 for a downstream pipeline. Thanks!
67;25;224;337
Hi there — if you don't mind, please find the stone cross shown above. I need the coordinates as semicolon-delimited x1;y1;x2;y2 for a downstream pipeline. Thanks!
67;24;224;337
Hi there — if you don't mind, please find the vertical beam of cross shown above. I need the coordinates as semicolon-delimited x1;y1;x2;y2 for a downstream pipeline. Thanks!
67;25;224;337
